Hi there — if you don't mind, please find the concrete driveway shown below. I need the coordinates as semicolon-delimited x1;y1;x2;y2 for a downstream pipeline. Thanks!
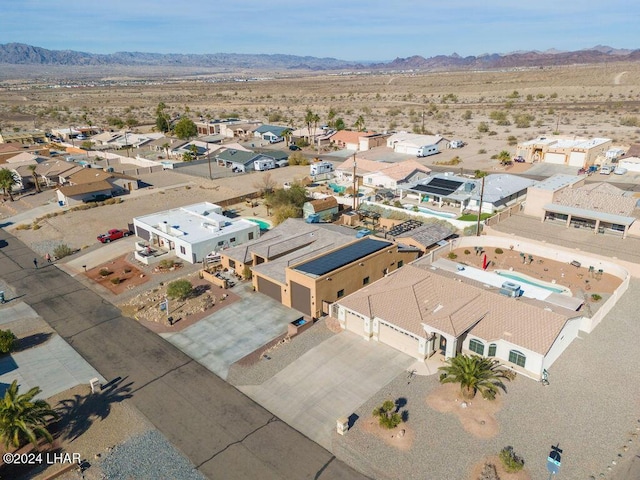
240;331;414;450
161;289;302;379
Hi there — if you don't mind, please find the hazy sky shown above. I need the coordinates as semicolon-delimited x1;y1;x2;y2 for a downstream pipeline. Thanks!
0;0;636;61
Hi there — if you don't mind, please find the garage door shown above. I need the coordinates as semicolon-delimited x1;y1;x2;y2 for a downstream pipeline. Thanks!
568;152;586;167
344;312;365;336
544;152;566;165
378;322;420;357
257;276;282;302
290;282;311;316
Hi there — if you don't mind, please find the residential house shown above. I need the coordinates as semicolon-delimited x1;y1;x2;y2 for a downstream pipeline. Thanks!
35;160;84;187
523;174;640;238
302;197;339;221
515;136;611;168
386;133;449;156
254;125;289;143
0;130;47;144
0;143;49;163
333;259;582;380
133;202;259;264
56;168;139;205
220;218;419;318
398;173;535;214
195;119;260;138
215;149;279;172
363;159;431;189
387;221;455;253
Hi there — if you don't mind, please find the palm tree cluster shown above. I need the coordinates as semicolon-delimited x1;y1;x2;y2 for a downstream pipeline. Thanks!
0;380;58;449
438;354;516;401
372;399;402;429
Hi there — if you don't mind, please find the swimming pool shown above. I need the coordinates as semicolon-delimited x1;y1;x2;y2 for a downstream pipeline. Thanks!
328;183;346;193
403;204;457;219
496;270;570;295
246;218;271;230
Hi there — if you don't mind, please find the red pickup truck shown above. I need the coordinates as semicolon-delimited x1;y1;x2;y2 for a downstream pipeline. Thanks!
97;229;131;243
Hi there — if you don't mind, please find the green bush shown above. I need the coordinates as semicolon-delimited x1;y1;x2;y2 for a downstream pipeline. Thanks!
499;446;524;473
591;294;602;302
15;224;31;230
447;252;458;260
110;277;121;285
372;400;402;430
167;280;193;301
99;268;112;277
0;329;17;354
159;259;175;269
477;122;489;133
495;248;503;254
464;249;471;255
53;244;74;259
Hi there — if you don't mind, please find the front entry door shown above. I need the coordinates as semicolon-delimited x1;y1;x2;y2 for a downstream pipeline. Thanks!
439;335;447;355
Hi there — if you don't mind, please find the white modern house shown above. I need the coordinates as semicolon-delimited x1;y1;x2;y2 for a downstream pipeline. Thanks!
132;202;260;264
386;133;449;156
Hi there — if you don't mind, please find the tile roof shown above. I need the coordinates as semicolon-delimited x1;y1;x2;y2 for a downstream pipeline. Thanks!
554;182;637;216
338;264;572;355
336;156;388;174
373;159;431;181
394;222;454;247
307;197;338;213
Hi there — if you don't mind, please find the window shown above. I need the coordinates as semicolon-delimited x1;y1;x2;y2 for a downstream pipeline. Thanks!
229;260;236;268
363;277;370;285
179;246;186;254
337;289;345;298
488;343;497;357
469;339;484;355
230;237;236;243
397;260;404;268
218;241;224;246
508;350;526;368
248;232;254;240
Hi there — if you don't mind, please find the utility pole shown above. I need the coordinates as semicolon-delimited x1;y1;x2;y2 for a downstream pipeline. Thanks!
352;153;358;211
207;147;212;179
476;174;485;237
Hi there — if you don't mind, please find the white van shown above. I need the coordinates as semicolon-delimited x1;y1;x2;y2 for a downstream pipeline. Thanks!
600;165;612;175
417;144;439;157
310;161;334;175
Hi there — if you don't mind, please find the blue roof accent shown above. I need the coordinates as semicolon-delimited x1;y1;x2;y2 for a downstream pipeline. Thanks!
293;238;393;277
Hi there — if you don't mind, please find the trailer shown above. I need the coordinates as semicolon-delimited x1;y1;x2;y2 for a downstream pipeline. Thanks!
310;161;334;175
254;158;275;171
416;144;439;157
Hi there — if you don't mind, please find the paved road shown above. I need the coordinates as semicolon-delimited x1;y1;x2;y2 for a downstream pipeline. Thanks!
0;228;368;480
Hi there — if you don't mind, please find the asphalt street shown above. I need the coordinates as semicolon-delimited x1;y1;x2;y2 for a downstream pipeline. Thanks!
0;228;368;480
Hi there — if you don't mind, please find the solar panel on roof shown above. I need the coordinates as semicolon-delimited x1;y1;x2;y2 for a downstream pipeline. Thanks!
388;220;423;236
294;238;392;276
412;177;463;197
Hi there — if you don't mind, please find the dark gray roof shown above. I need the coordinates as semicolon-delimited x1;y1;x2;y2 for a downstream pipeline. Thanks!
394;222;455;247
293;238;392;277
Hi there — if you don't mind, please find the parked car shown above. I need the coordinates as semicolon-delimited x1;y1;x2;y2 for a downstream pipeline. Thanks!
288;145;301;151
275;160;289;168
97;229;132;243
614;166;628;175
600;165;612;175
513;156;526;163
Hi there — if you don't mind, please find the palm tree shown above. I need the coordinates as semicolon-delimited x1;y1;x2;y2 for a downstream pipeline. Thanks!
304;109;315;143
28;164;41;193
438;354;515;401
161;142;171;160
0;380;58;449
354;114;366;132
0;168;17;202
498;150;512;165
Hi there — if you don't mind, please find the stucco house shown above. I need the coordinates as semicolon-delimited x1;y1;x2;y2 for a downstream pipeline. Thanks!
334;258;582;380
253;125;289;143
215;149;262;172
56;169;140;205
523;174;640;238
386;133;449;155
330;131;390;151
515;136;611;168
363;160;431;189
133;202;259;264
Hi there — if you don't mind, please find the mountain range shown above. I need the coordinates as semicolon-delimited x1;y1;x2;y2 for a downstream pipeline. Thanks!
0;43;638;71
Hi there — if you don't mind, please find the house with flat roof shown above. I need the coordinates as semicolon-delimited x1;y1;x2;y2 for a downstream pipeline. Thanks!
220;218;419;318
524;174;640;238
133;202;259;264
333;259;582;380
516;136;611;168
398;173;534;214
330;130;387;151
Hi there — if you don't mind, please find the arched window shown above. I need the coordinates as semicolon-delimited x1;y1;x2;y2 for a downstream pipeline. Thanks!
469;339;485;355
488;343;497;357
508;350;526;368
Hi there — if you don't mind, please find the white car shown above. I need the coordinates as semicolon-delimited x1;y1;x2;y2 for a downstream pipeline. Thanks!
614;166;628;175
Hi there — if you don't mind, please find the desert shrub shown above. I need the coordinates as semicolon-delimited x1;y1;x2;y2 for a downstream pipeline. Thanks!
53;243;74;259
464;249;471;255
447;252;458;260
620;116;639;127
488;131;498;136
499;446;524;473
31;223;41;230
477;122;489;133
477;462;500;480
550;92;558;99
159;259;175;269
242;265;252;280
166;279;193;301
123;267;132;274
15;224;31;230
0;329;17;354
110;277;121;285
393;200;403;208
514;113;535;128
372;400;402;430
507;135;518;146
591;294;602;302
478;148;487;154
489;111;510;125
495;248;503;254
99;268;112;277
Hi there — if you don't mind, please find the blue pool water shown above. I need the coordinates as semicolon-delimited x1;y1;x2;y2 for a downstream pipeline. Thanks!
247;218;271;230
328;183;346;193
403;204;457;219
496;271;566;294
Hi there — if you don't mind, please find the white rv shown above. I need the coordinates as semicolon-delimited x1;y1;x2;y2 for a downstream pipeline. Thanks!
417;144;439;157
254;158;275;171
310;161;334;175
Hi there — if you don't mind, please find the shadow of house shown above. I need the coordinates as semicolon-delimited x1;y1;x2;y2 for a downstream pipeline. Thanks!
15;332;53;352
0;356;18;377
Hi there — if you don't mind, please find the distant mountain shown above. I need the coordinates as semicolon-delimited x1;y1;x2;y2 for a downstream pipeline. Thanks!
0;43;638;72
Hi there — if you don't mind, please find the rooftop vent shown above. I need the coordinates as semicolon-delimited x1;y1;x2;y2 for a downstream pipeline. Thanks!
499;281;521;298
